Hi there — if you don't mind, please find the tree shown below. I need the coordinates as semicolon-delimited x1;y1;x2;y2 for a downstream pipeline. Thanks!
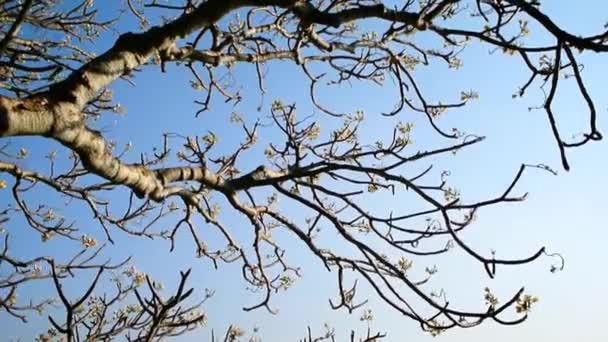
0;0;603;340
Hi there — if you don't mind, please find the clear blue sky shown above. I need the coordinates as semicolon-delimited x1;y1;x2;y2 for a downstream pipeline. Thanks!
2;1;607;341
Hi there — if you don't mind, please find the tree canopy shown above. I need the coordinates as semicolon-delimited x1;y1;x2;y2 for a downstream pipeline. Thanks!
0;0;604;341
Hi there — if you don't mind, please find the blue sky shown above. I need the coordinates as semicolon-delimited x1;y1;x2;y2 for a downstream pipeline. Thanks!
2;1;608;341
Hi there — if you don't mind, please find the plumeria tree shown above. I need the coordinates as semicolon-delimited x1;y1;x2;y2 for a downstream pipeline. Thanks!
0;0;604;340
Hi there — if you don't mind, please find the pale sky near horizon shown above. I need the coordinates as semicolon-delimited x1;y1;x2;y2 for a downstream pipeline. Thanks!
2;1;608;341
